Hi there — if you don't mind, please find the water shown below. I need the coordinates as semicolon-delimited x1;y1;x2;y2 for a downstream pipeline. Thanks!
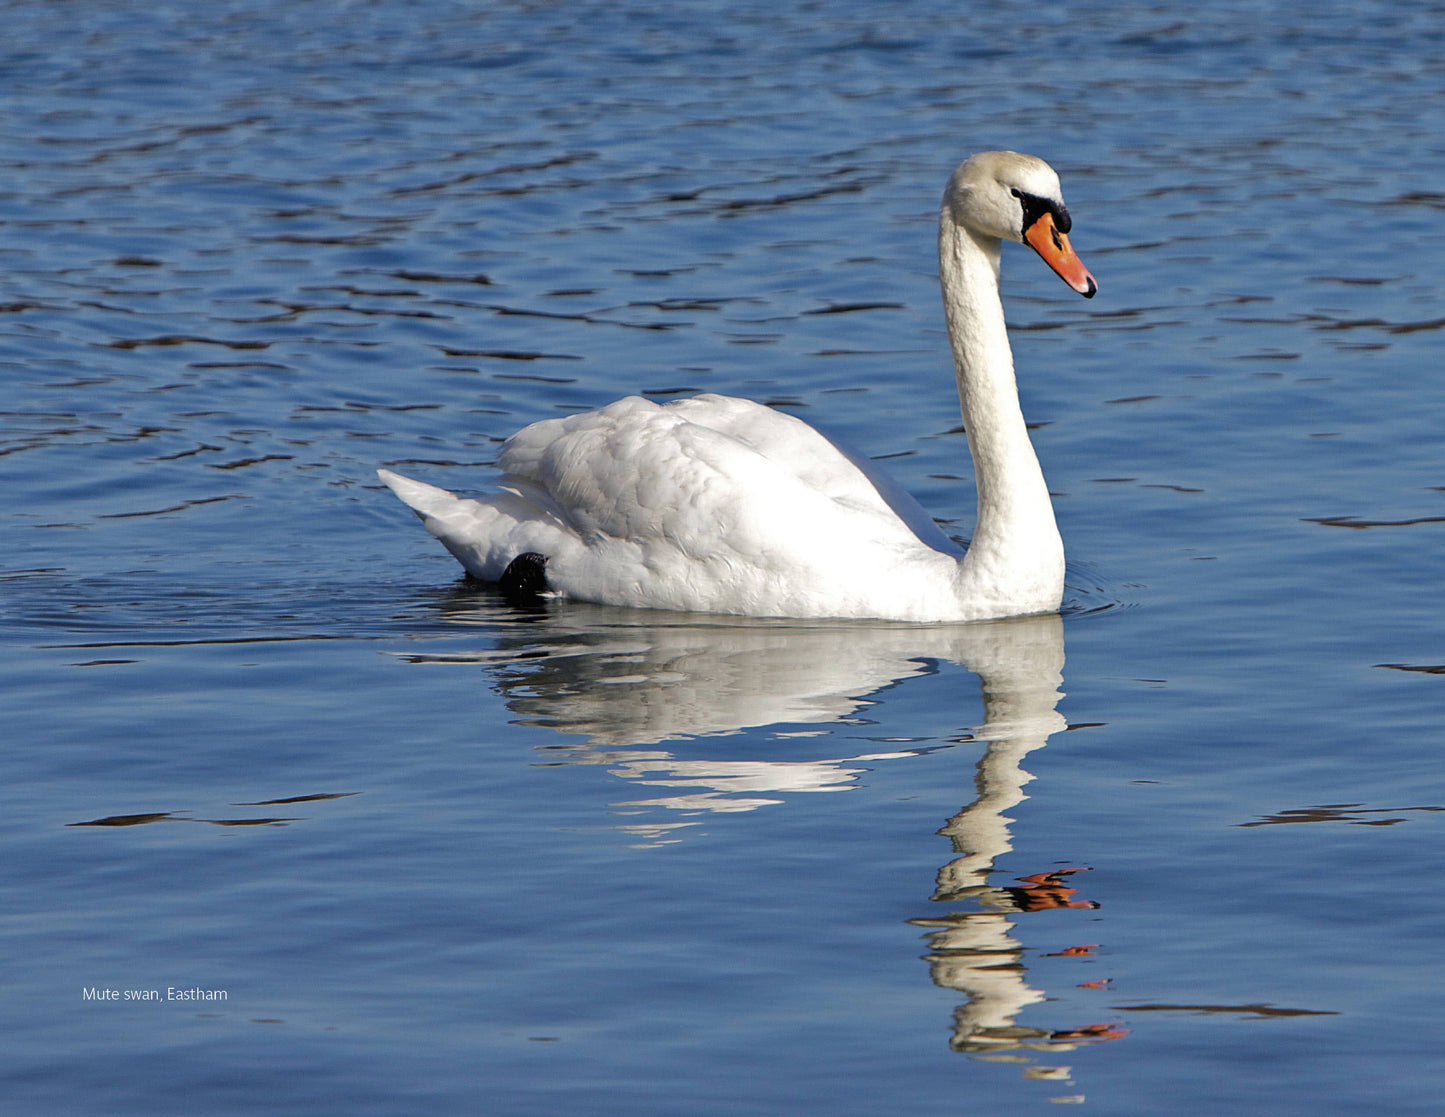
4;0;1445;1111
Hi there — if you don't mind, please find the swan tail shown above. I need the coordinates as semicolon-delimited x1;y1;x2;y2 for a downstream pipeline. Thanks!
377;468;467;520
378;468;545;581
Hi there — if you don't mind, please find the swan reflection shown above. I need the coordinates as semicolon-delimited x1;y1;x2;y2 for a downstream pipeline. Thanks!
471;616;951;748
902;615;1124;1068
407;600;979;832
407;595;1122;1084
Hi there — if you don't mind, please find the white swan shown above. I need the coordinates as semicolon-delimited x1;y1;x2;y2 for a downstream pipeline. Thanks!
379;151;1096;622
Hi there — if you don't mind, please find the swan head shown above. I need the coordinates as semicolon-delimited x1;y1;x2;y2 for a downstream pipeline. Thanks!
943;151;1097;298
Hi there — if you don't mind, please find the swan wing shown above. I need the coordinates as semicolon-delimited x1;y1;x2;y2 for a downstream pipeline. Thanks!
498;395;927;543
662;395;962;556
495;395;952;613
383;394;959;616
501;393;955;548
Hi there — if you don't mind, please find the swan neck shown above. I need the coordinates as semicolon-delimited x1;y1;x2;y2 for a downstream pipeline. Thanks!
938;214;1063;611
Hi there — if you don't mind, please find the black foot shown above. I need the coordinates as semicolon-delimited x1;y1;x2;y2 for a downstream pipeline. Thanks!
498;552;549;603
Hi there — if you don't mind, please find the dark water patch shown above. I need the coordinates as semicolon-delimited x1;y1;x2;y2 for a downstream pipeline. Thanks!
629;296;755;312
76;299;152;317
1007;320;1072;333
205;454;295;470
1085;306;1155;320
394;648;565;666
714;180;874;215
107;425;182;443
48;635;355;650
815;348;920;357
1385;317;1445;336
437;347;581;361
1112;1003;1338;1019
67;812;299;828
1139;181;1218;198
1376;663;1445;675
108;335;272;351
250;298;450;321
1212;313;1301;327
187;362;291;370
614;268;699;278
1204;294;1273;307
1305;515;1445;529
387;268;493;286
387;153;595;197
66;812;175;827
1239;803;1445;827
302;284;424;298
1089;239;1170;256
41;375;115;390
233;793;360;806
1381;191;1445;209
296;401;445;413
1312;315;1445;335
802;302;904;315
492;372;578;385
254;233;392;248
96;495;242;519
1105;394;1162;404
455;301;675;331
1084;317;1190;333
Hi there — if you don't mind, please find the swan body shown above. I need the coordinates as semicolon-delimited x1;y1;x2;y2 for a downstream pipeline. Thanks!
380;151;1096;622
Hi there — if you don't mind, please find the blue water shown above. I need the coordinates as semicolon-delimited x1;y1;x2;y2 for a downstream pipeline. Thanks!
5;0;1445;1112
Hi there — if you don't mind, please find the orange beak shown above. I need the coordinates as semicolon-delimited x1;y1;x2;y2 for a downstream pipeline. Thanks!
1024;212;1097;298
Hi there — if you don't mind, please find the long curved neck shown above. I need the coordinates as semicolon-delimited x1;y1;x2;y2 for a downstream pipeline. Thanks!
938;215;1063;613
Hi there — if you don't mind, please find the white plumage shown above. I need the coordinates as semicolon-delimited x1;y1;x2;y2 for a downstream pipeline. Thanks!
380;151;1097;622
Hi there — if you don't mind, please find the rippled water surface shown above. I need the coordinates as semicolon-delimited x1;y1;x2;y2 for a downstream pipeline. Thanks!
5;1;1445;1112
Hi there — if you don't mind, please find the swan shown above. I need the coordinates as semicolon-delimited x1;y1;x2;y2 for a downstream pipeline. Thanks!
379;151;1096;622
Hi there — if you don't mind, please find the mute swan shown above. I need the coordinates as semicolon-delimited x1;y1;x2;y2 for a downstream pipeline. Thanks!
379;151;1096;622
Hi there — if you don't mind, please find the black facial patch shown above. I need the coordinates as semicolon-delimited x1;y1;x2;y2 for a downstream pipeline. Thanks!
1011;187;1071;236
